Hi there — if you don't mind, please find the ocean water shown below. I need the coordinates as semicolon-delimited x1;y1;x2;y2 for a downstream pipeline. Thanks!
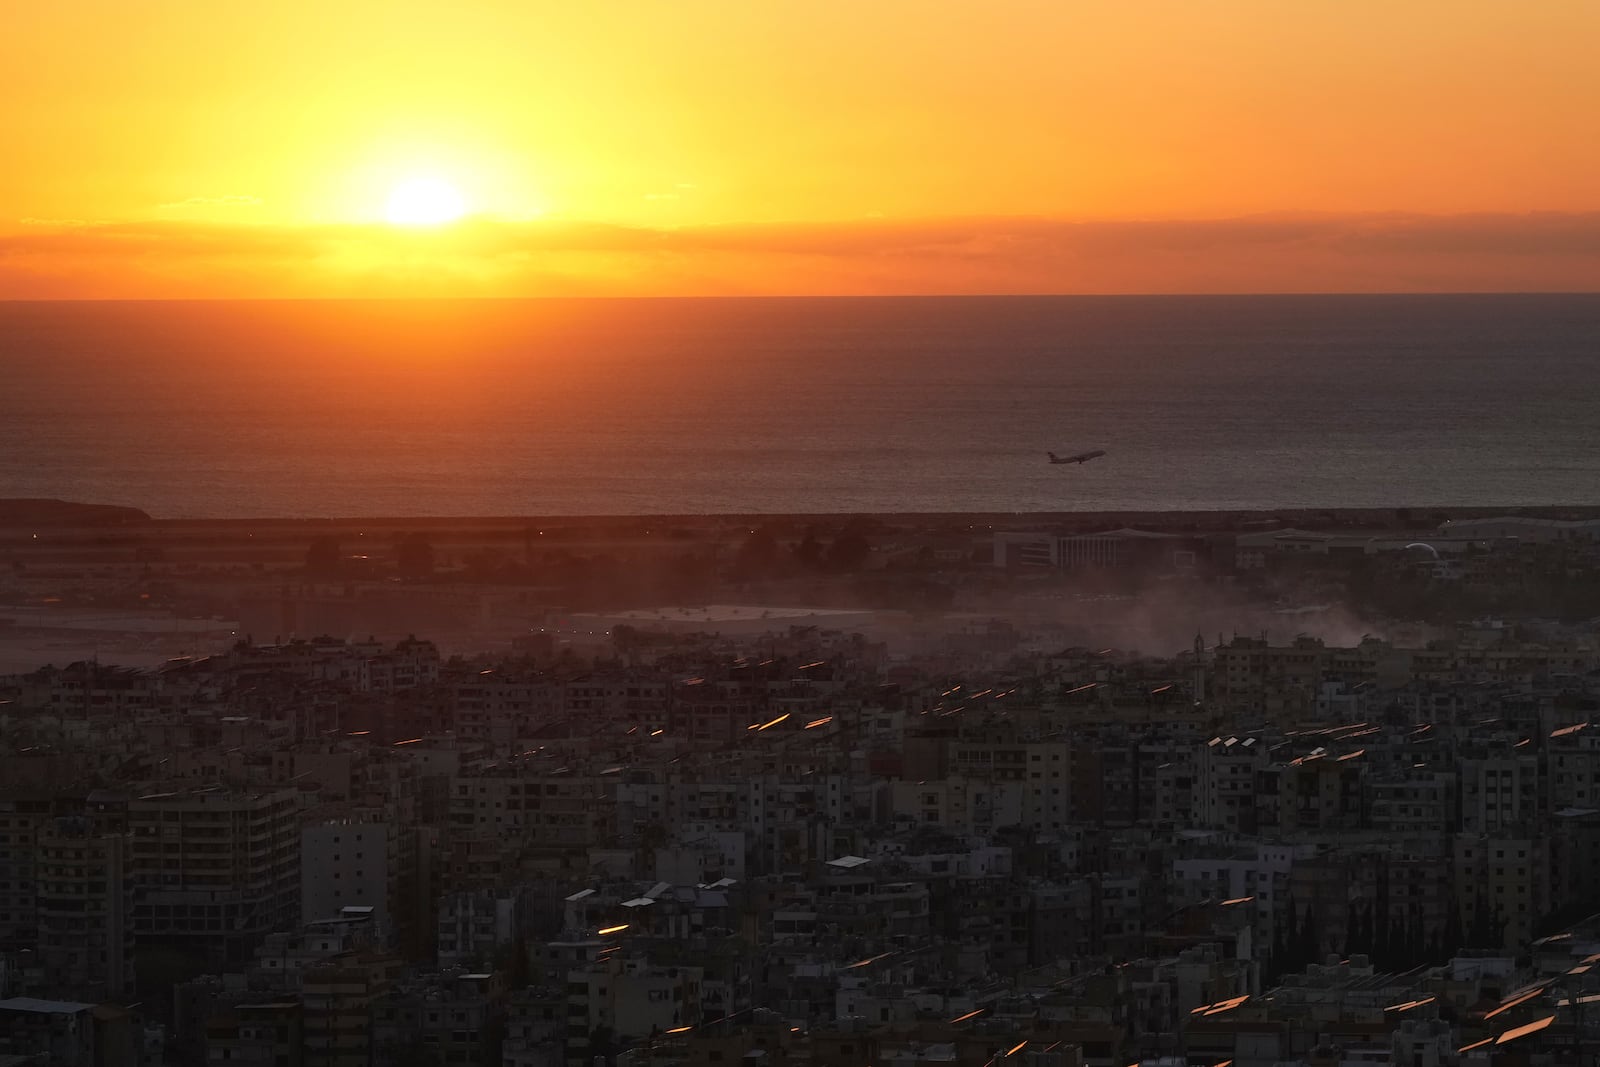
2;294;1599;518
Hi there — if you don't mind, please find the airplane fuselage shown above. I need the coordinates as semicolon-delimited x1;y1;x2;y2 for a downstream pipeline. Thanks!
1048;449;1105;465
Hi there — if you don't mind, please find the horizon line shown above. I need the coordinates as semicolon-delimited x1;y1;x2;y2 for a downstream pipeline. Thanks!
5;290;1600;304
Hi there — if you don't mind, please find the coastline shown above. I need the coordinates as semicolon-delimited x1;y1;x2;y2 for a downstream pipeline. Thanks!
3;502;1595;573
11;502;1600;534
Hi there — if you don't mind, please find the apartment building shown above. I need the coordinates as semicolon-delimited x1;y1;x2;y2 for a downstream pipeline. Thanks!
127;787;299;966
0;795;53;954
301;952;403;1067
1453;834;1548;950
36;817;135;1000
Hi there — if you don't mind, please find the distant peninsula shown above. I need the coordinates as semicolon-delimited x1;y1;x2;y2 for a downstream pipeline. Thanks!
0;499;151;526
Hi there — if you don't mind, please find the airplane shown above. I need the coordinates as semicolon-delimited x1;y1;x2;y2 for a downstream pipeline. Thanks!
1048;449;1105;465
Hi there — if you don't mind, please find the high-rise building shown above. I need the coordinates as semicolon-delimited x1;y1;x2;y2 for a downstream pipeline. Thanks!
37;816;136;1000
300;812;420;954
302;951;402;1067
0;795;53;954
301;818;392;928
127;787;299;966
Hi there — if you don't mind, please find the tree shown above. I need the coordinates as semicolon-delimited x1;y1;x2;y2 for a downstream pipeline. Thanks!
826;519;872;571
1296;903;1321;966
304;536;342;578
1438;901;1465;962
794;526;824;569
462;547;526;583
396;532;435;578
586;1025;617;1067
495;935;530;987
1267;892;1306;984
1343;900;1372;959
612;624;642;656
733;526;781;579
1466;890;1505;950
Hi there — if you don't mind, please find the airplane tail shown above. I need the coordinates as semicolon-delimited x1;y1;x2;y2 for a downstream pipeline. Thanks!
1047;452;1058;461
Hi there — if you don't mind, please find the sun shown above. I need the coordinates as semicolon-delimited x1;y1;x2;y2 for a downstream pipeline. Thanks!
384;177;468;226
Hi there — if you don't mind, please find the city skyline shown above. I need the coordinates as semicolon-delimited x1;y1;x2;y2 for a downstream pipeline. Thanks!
7;5;1600;1063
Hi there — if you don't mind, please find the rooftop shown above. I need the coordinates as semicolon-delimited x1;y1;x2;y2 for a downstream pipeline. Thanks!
0;997;98;1014
578;605;875;624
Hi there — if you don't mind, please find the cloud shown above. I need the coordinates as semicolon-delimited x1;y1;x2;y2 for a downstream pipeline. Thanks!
2;211;1599;299
18;217;94;228
157;194;263;210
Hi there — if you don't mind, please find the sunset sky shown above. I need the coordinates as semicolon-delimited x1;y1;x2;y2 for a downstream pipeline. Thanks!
4;0;1599;297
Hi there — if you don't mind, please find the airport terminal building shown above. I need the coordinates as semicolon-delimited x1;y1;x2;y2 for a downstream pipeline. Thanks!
993;528;1209;572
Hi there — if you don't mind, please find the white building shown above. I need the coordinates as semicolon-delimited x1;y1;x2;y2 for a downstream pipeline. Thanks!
300;817;393;929
1439;516;1600;544
1195;737;1265;832
557;605;881;640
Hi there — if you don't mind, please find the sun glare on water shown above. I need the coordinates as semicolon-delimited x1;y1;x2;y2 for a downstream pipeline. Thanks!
384;177;468;226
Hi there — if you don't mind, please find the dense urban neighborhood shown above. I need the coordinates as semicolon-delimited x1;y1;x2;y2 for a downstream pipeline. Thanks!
6;510;1600;1066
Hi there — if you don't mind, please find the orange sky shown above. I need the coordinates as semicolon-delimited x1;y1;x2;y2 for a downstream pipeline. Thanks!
4;1;1599;297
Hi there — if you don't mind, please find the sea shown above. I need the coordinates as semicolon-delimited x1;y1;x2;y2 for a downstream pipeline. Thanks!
2;293;1599;519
